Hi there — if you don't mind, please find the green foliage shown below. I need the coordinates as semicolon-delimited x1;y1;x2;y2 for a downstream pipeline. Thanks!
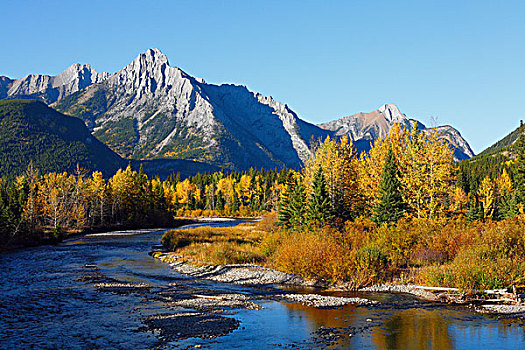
372;148;405;225
278;173;307;229
0;99;124;181
306;166;332;226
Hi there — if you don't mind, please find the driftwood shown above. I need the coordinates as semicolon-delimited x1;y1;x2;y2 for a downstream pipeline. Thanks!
410;284;523;305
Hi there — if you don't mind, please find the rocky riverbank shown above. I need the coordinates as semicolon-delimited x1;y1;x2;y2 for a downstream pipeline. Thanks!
152;252;525;316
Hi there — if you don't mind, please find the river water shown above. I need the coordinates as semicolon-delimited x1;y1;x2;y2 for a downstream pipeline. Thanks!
1;221;524;349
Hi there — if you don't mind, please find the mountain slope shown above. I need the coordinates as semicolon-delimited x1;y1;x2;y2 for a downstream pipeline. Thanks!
2;64;109;104
0;99;125;179
54;49;330;170
476;124;523;158
319;104;474;160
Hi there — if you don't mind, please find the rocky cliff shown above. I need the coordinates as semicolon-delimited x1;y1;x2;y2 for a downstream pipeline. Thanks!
54;49;329;170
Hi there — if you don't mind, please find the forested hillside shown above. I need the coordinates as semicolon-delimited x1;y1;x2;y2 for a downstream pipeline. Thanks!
0;100;125;180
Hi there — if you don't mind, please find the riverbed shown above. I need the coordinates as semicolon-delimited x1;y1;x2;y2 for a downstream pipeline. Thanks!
1;221;524;349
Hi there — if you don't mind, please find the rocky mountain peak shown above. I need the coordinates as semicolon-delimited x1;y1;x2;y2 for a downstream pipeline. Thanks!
378;103;407;124
109;48;188;99
137;48;170;67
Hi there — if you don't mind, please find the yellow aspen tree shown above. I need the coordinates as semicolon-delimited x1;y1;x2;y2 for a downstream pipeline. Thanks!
238;174;252;207
478;176;495;219
450;187;469;216
87;171;108;225
176;178;197;207
216;176;235;208
421;129;455;219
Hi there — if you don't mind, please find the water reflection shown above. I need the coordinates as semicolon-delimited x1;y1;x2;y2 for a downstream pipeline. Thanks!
373;309;453;350
281;298;525;350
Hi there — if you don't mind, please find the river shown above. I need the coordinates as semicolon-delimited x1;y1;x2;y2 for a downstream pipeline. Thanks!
1;221;524;349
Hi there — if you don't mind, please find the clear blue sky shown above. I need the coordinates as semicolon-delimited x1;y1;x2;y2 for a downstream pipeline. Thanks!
2;0;524;154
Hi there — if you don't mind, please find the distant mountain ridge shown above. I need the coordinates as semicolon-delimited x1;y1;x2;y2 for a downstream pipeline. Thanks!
0;64;109;104
318;103;475;161
476;124;523;158
1;49;475;170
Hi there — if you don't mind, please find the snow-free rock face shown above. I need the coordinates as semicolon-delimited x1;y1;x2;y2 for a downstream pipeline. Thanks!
5;63;109;104
428;125;475;160
318;103;423;143
54;48;329;170
318;104;474;160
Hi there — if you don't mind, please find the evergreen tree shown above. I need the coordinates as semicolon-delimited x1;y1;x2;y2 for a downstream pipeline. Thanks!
289;175;307;228
278;174;295;228
306;166;332;226
371;148;405;225
466;197;484;223
216;190;224;211
231;190;240;213
499;191;518;219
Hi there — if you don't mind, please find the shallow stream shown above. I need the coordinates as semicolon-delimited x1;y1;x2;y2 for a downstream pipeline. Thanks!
1;221;524;349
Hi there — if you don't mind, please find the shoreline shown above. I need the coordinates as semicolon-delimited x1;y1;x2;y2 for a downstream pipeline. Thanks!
152;252;525;316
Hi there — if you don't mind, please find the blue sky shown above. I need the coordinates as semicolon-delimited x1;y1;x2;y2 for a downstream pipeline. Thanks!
2;0;524;153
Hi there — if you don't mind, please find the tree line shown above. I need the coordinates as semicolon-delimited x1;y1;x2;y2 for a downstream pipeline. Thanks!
0;164;289;246
279;122;525;229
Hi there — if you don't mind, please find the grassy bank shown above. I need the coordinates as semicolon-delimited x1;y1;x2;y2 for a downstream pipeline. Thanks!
161;214;525;293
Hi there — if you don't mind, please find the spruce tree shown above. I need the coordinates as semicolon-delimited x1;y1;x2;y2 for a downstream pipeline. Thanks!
231;190;240;213
371;148;405;225
216;190;224;211
289;175;307;228
278;173;295;228
307;166;332;226
466;197;483;223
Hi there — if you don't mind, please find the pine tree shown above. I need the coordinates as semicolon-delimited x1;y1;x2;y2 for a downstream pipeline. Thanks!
231;190;240;213
215;190;224;211
371;148;405;225
278;173;295;228
289;175;307;228
466;197;484;223
306;166;332;226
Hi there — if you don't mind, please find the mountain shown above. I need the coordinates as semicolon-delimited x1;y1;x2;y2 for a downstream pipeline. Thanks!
318;104;474;161
1;64;109;104
476;123;523;158
0;99;125;180
0;99;220;180
53;48;329;171
2;49;474;170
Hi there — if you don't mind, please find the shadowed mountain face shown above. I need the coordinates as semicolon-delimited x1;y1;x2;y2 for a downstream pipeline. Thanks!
53;49;330;171
0;99;125;180
318;104;475;161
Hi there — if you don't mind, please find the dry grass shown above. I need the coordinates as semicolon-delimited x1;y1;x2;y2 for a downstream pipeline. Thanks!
161;222;266;265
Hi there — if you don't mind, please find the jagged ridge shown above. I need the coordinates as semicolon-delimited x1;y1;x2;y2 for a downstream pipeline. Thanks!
319;103;474;161
54;49;329;170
